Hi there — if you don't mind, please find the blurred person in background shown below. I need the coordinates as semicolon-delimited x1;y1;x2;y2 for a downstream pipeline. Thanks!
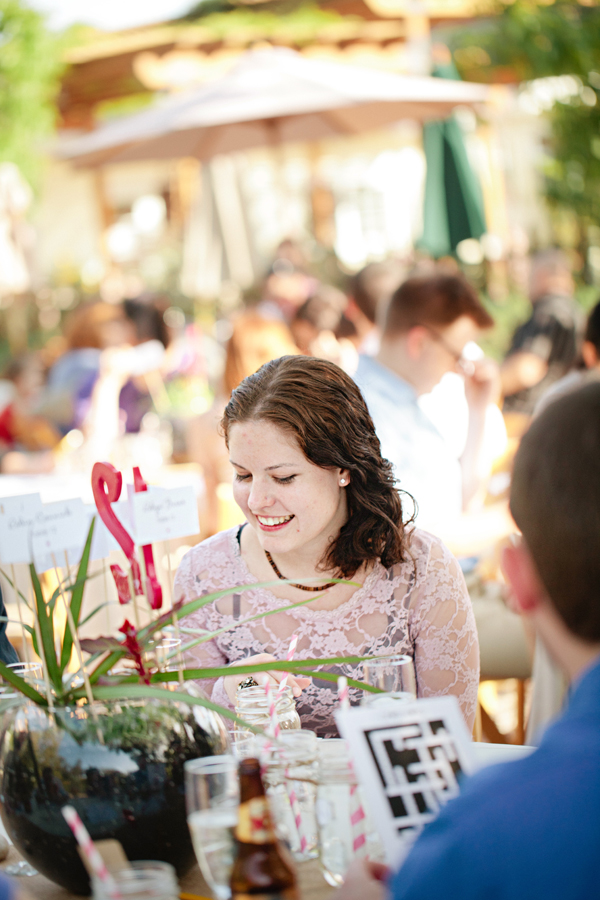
187;312;298;536
346;259;406;356
80;295;171;463
43;300;134;432
291;285;358;373
535;298;600;415
0;353;60;474
118;296;169;433
257;239;317;323
501;249;584;416
354;274;501;543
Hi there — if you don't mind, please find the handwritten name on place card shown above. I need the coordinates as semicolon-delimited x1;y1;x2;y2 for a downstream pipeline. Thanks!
133;487;200;544
0;494;43;564
31;499;86;565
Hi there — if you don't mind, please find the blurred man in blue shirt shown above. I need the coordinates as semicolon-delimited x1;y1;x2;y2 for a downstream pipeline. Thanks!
353;274;497;536
339;382;600;900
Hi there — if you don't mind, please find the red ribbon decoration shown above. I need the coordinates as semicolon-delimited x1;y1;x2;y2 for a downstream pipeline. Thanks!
133;466;163;610
110;564;132;605
91;461;142;598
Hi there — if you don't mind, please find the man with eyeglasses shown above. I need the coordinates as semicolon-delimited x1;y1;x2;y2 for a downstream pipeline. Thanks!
353;274;499;540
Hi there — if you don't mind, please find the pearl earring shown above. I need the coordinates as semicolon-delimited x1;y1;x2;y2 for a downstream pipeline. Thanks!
340;479;346;485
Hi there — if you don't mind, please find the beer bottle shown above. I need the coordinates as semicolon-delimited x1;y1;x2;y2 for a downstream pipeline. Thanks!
230;757;299;900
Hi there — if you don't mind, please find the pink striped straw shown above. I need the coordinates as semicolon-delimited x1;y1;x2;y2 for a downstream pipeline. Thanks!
276;634;299;702
62;805;121;900
286;779;308;856
336;677;367;856
337;675;350;710
263;677;280;739
350;787;367;854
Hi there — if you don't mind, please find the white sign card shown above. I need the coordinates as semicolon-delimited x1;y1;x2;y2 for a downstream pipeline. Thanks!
0;493;43;564
31;499;86;571
83;505;121;562
133;486;200;544
335;696;475;867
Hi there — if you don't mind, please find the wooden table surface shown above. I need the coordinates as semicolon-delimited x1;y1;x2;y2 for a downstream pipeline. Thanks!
1;843;334;900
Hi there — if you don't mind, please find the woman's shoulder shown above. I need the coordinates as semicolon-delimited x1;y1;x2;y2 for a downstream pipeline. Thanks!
178;527;239;570
384;527;460;580
175;527;243;594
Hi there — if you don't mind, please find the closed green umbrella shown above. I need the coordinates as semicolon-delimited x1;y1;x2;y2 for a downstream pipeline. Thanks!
419;61;486;258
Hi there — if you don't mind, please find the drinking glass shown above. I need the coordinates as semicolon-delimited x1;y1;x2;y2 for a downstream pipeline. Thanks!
361;655;416;701
185;756;239;900
316;739;383;886
265;731;319;861
7;662;43;686
360;690;415;708
232;731;319;861
92;861;179;900
2;665;42;878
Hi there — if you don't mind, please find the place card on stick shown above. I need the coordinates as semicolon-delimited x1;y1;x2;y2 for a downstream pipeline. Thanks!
31;499;86;571
0;493;43;564
133;486;200;545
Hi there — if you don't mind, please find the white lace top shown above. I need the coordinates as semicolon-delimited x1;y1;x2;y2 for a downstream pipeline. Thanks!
175;526;479;736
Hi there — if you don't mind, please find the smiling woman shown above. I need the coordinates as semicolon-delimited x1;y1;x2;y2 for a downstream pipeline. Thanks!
175;356;479;736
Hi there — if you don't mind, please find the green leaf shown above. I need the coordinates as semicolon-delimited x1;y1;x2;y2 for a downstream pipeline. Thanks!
61;518;95;672
172;594;322;658
29;562;61;691
147;655;382;682
144;576;358;639
88;649;126;684
79;599;118;628
0;659;48;705
88;683;262;732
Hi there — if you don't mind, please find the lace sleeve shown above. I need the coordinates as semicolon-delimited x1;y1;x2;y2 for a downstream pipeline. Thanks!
174;545;230;707
407;536;480;730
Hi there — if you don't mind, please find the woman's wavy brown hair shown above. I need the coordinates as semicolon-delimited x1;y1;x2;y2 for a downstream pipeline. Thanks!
221;355;411;578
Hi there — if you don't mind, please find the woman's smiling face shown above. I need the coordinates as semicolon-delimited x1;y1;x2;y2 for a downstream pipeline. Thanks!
228;419;349;560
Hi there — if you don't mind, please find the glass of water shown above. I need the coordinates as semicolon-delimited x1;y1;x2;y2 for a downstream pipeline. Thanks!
232;731;319;861
185;756;239;900
264;731;319;861
316;739;383;886
361;655;416;701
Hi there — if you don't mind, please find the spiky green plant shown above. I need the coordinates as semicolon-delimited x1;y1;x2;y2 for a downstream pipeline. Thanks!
0;520;379;731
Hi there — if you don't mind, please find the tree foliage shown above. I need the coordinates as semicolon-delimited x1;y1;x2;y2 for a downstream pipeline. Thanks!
0;0;65;188
453;1;600;228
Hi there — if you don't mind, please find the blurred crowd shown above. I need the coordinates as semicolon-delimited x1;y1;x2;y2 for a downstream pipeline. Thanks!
1;240;598;557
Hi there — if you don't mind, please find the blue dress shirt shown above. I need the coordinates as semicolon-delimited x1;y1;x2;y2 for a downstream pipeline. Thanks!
390;655;600;900
354;355;462;533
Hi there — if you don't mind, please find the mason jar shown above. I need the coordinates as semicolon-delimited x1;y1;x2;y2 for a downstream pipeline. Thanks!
234;685;301;739
92;861;179;900
316;739;384;886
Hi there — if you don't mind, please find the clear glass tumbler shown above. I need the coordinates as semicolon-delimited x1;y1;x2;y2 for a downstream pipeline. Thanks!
232;730;319;861
184;756;239;900
92;861;179;900
316;739;383;886
361;655;416;701
263;730;319;861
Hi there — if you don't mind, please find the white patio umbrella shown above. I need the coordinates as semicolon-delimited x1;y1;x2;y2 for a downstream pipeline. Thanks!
60;47;489;167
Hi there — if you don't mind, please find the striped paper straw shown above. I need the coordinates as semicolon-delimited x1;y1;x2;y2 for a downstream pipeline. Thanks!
350;784;368;855
337;675;350;710
263;677;281;739
336;677;367;856
286;776;308;856
276;634;299;702
62;806;121;900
